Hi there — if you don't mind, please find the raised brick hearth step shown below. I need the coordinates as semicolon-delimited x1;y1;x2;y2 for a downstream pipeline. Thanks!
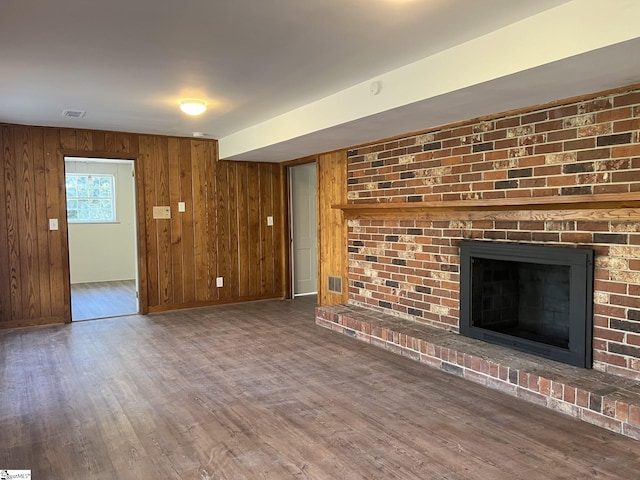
316;304;640;442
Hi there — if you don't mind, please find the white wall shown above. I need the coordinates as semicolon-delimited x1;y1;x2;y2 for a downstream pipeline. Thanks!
66;159;137;284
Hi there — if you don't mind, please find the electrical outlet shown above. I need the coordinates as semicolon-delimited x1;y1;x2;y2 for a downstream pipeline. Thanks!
178;202;186;212
49;218;59;231
267;215;274;226
216;277;224;288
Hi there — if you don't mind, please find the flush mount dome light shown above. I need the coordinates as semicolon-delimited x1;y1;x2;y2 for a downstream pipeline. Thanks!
179;99;207;116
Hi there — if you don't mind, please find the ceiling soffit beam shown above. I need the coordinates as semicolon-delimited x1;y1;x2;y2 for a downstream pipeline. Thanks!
219;0;640;161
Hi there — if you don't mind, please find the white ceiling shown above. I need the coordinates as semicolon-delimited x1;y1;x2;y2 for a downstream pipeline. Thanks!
2;0;640;162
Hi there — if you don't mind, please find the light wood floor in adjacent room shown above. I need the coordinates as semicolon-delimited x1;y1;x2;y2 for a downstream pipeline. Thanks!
1;297;639;479
71;280;138;321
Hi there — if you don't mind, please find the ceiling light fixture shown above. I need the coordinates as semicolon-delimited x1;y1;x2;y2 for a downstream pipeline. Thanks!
179;99;207;116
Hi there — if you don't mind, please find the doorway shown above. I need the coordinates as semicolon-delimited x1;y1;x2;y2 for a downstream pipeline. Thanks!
290;162;318;297
64;157;139;320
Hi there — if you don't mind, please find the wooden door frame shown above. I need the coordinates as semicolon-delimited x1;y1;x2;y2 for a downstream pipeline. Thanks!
60;150;149;321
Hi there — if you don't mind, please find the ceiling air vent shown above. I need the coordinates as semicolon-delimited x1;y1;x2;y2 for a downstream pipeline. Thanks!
61;109;86;118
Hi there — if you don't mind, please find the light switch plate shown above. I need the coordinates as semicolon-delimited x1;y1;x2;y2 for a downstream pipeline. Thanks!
49;218;59;231
153;206;171;219
178;202;186;212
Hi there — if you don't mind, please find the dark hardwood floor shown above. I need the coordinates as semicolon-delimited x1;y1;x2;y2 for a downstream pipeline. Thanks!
1;298;639;479
71;280;138;321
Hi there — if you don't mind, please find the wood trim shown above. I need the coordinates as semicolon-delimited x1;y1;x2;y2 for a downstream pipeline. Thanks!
134;154;149;314
280;164;292;299
334;193;640;221
283;153;315;299
63;150;149;316
281;155;317;168
0;315;66;329
338;207;640;222
56;140;73;323
59;149;138;161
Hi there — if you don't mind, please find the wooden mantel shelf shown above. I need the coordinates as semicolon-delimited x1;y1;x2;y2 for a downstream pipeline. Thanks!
333;193;640;221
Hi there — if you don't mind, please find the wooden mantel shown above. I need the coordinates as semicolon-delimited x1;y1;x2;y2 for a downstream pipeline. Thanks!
333;192;640;221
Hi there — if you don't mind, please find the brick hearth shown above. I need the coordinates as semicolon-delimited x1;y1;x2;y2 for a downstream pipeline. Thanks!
316;304;640;441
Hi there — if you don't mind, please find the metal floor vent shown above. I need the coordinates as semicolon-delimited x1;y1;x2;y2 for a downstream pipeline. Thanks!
61;109;86;118
328;276;342;294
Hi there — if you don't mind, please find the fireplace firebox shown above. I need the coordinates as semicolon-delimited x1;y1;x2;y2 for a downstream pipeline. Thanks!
459;241;594;368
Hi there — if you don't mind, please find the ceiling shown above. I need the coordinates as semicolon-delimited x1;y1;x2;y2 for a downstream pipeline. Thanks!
2;0;640;162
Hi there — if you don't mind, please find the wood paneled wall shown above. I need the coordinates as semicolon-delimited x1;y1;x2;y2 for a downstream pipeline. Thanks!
317;151;348;306
0;124;286;328
0;125;70;327
214;161;285;304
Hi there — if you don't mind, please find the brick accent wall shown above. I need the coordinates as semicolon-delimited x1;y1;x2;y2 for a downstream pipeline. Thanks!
346;86;640;381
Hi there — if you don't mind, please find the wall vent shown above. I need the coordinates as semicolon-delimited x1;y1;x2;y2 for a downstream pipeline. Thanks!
328;276;342;294
61;109;86;118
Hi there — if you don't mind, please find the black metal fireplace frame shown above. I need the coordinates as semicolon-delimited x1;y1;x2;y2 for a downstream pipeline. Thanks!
459;240;594;368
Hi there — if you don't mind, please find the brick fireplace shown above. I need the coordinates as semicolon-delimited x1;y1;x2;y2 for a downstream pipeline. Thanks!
316;85;640;440
342;86;640;381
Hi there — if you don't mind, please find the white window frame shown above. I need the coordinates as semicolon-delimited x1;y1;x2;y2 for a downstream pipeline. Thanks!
65;173;117;223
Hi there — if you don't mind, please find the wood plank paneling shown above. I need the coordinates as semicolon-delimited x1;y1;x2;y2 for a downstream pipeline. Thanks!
317;151;348;306
227;162;240;298
155;137;172;306
259;163;274;296
216;161;231;301
236;162;250;298
16;126;40;318
3;127;21;320
247;163;261;297
76;130;93;151
210;160;285;303
139;135;159;308
274;164;287;297
44;128;69;323
91;130;106;152
33;128;52;318
0;123;286;328
133;151;148;315
179;139;196;304
0;127;11;321
59;129;76;150
168;137;184;304
191;139;208;302
204;140;218;301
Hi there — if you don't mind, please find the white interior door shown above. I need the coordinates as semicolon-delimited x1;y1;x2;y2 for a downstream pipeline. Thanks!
290;162;317;296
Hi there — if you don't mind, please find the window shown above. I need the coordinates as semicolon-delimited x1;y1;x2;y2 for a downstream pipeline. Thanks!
65;173;116;223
